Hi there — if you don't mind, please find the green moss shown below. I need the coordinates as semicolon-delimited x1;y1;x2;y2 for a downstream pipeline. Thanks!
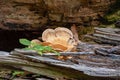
104;0;120;24
99;24;115;28
77;26;94;42
105;10;120;23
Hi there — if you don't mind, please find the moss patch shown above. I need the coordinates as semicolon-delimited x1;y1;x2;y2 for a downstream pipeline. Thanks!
103;0;120;24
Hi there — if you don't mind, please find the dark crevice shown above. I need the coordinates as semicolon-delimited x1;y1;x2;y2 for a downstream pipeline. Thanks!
0;30;42;51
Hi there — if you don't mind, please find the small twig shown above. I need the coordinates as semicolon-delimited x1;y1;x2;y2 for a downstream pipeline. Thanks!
43;52;94;56
13;48;94;56
71;24;81;43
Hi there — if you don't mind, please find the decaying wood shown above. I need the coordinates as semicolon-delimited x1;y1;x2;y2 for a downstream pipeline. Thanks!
93;33;120;42
94;27;120;34
95;30;120;38
71;24;81;43
95;45;120;56
0;0;116;31
86;27;120;45
0;49;120;80
0;27;120;79
85;34;120;45
14;48;94;56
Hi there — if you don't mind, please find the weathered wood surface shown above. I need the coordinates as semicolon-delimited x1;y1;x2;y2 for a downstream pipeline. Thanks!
86;27;120;45
0;0;116;30
95;45;120;56
0;48;120;80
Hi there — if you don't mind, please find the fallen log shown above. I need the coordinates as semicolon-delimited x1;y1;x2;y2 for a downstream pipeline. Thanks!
94;27;120;34
95;30;120;38
0;27;120;80
95;45;120;56
85;27;120;45
0;49;120;80
85;35;120;45
93;33;120;42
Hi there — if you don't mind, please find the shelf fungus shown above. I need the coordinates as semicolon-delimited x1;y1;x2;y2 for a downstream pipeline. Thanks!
41;27;77;52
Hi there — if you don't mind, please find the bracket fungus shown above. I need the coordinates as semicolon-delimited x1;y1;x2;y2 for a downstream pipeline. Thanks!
41;27;77;52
